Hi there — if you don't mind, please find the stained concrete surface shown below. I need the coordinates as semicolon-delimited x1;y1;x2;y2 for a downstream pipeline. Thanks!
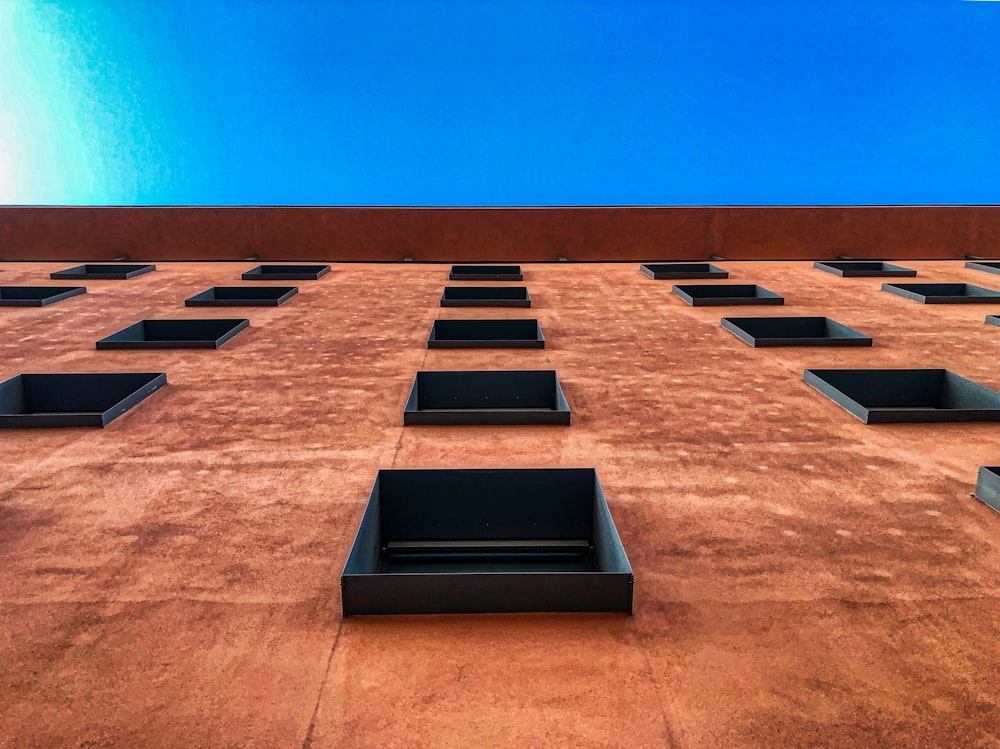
0;260;999;747
3;206;1000;262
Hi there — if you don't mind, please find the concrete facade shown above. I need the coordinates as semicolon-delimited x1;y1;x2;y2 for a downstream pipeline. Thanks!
1;258;999;746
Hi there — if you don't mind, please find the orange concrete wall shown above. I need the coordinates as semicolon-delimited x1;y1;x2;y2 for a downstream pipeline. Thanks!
3;260;1000;747
1;205;999;262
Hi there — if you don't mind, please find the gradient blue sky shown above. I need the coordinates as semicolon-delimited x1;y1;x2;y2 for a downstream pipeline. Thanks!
1;0;998;206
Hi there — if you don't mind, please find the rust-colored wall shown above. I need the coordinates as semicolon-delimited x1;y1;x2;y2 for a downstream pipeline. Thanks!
1;205;998;262
3;260;1000;748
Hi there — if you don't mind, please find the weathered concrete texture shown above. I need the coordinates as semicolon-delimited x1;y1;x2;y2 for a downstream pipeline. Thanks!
2;206;1000;262
0;260;999;747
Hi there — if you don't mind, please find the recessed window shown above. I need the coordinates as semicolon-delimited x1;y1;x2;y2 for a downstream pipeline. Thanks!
440;286;531;307
428;319;545;348
641;263;728;279
722;316;872;347
186;286;298;306
341;468;633;615
965;261;1000;277
50;264;155;280
673;284;783;306
449;265;523;281
0;286;86;307
882;283;1000;304
96;319;249;349
804;369;1000;423
0;373;166;428
241;264;330;280
814;261;916;277
404;370;570;425
974;467;1000;514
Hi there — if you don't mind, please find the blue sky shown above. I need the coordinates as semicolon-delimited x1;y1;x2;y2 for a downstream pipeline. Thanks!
1;0;998;205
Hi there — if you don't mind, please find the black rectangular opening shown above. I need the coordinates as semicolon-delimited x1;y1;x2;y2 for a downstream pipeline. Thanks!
96;319;249;349
641;263;728;279
185;286;298;306
814;261;916;277
0;286;86;307
241;264;330;280
0;372;167;428
672;284;783;306
449;265;523;281
882;283;1000;303
721;316;872;347
50;264;155;280
428;319;545;348
440;286;531;307
341;468;633;615
404;370;570;425
803;369;1000;423
965;261;1000;276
